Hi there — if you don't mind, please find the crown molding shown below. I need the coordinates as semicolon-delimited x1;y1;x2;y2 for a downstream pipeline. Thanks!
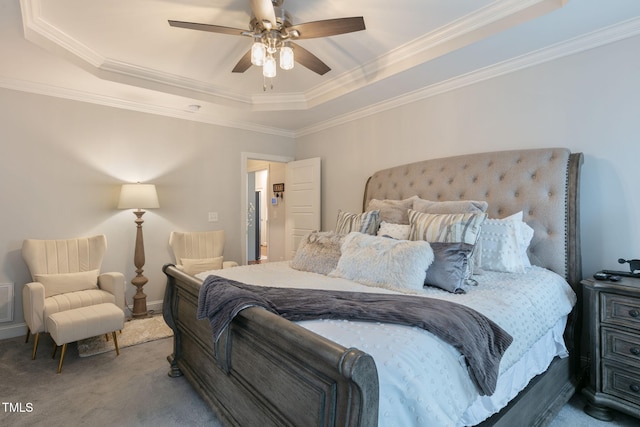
11;1;640;138
21;0;561;112
304;0;566;108
296;16;640;137
0;76;295;137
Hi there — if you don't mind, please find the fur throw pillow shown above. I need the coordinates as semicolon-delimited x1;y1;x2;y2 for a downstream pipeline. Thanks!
330;232;434;292
290;231;344;275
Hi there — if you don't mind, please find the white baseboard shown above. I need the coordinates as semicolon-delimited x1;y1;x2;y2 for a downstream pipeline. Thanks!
0;299;164;341
0;322;27;340
144;299;164;317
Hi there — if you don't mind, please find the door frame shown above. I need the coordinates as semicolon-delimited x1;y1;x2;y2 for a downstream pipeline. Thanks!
240;152;294;266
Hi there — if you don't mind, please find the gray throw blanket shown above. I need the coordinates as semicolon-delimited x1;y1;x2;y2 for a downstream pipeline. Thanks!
197;275;513;396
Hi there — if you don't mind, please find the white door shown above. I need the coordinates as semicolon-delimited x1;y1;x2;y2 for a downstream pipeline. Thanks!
285;157;321;260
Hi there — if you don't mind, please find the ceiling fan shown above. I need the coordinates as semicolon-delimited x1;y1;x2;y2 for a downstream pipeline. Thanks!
168;0;366;77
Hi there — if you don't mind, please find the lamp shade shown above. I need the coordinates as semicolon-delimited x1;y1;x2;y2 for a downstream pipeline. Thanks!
117;183;160;209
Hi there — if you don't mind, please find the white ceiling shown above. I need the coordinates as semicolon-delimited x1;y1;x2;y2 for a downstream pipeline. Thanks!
2;0;640;137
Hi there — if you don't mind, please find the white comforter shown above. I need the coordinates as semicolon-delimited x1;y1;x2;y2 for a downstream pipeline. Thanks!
198;262;576;427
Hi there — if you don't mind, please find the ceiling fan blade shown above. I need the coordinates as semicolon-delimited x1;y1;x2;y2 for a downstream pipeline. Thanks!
290;42;330;75
288;17;365;39
168;20;247;36
250;0;277;29
232;50;252;73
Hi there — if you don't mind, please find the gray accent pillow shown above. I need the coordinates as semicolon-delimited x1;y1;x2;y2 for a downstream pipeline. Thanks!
413;198;488;214
366;197;416;225
335;210;380;235
425;242;474;294
290;231;344;275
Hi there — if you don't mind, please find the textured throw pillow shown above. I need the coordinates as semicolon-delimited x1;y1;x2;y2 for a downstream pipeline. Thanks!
425;242;474;294
366;197;416;225
412;198;488;214
335;210;380;235
377;221;411;240
181;257;224;276
290;231;344;275
34;270;99;297
408;210;486;245
329;232;434;292
408;209;486;279
476;212;534;273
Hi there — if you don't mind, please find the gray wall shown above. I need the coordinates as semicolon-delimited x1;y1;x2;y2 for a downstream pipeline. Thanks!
296;34;640;280
2;33;639;339
0;89;294;338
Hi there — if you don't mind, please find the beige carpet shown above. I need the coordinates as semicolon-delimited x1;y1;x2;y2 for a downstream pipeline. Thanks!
77;314;173;357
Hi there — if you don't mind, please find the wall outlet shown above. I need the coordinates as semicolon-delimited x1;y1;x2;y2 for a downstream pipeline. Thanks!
208;212;219;222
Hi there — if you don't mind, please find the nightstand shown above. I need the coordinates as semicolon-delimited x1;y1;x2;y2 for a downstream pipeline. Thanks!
582;276;640;421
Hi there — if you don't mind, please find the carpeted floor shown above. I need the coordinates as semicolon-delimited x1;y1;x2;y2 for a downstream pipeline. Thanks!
0;328;222;427
1;326;638;426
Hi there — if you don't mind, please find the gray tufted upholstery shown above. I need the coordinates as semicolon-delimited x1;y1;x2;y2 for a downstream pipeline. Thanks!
363;148;583;286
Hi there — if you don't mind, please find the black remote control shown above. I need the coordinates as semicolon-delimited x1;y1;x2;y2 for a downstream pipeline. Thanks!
594;272;622;282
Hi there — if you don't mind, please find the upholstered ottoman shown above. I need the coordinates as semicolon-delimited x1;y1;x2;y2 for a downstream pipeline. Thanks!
46;303;125;373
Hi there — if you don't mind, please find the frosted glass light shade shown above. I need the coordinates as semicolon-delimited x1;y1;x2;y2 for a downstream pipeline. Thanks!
263;55;276;78
279;46;294;70
251;42;266;66
118;184;159;209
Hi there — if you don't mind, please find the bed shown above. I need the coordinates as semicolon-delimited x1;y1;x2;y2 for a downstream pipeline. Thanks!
162;147;584;426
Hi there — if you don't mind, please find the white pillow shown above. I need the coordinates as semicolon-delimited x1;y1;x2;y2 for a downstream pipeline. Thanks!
181;257;224;275
377;221;410;240
507;212;534;268
34;270;99;297
476;212;534;273
330;232;434;292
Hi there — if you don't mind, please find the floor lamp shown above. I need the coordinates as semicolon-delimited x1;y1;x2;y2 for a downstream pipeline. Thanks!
118;183;160;318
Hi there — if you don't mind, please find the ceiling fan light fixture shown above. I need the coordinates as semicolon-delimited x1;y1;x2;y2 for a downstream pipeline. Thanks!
263;54;277;78
279;45;294;70
251;41;266;66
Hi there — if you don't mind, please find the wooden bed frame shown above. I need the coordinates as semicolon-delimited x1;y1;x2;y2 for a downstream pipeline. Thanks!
163;148;584;426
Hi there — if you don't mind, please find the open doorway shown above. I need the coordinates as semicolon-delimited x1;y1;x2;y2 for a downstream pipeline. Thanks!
246;167;268;264
241;153;293;266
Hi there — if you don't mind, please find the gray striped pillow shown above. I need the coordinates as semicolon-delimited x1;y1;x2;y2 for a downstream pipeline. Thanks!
335;210;380;235
408;209;486;245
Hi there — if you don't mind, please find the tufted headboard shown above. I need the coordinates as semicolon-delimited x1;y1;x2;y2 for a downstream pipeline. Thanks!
363;148;583;289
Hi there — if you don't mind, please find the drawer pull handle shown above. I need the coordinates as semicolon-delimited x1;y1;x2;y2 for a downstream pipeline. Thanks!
631;384;640;393
632;347;640;356
630;309;640;318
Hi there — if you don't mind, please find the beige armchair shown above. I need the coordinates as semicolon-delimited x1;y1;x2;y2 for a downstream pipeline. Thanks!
169;230;238;276
22;234;125;359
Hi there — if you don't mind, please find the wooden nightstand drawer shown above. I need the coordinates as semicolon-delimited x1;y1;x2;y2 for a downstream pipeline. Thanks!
603;361;640;406
603;327;640;367
602;293;640;329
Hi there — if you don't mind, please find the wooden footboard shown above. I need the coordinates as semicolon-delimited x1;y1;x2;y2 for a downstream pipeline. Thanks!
162;264;379;427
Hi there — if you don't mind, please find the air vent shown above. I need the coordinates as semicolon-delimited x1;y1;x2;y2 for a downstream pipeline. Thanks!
0;283;14;323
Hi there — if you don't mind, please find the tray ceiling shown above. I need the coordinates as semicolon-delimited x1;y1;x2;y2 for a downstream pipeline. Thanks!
2;0;640;136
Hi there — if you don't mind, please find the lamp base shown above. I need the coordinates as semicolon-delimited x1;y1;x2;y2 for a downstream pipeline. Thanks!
130;209;151;319
131;291;149;319
131;273;149;319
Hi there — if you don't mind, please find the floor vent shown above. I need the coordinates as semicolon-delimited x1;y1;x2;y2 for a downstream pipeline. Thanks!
0;283;14;323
